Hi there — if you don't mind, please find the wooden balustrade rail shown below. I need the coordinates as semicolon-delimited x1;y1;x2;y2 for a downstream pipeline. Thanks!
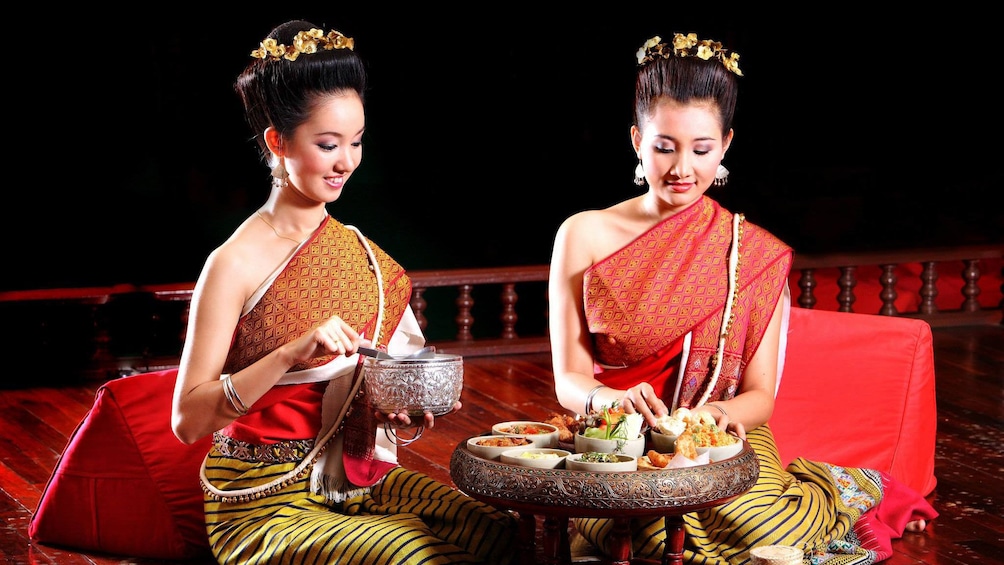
1;244;1000;383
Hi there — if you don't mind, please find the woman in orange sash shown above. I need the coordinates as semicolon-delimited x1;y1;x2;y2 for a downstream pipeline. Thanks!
170;20;516;565
548;32;935;564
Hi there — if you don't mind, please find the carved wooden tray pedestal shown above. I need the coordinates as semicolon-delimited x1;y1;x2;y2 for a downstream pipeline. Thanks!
451;440;759;565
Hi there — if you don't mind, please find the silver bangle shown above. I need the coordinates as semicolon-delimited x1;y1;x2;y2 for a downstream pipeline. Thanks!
223;375;250;416
584;384;608;415
708;402;728;418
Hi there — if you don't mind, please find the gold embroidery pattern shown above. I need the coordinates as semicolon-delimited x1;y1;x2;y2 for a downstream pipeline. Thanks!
224;219;411;374
585;198;791;390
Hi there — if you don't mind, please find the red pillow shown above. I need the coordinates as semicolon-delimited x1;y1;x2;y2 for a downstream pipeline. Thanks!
28;369;213;560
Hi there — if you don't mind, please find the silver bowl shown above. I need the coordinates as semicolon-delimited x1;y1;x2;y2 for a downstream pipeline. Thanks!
362;353;463;417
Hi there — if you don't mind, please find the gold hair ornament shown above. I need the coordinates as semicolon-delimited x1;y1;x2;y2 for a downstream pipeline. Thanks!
251;28;354;61
636;33;742;77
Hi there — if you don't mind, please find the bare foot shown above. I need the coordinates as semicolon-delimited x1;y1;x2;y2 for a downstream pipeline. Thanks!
905;519;927;533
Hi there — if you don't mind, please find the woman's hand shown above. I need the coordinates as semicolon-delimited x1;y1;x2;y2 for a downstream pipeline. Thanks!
619;384;668;427
286;316;362;364
375;400;463;430
696;405;747;440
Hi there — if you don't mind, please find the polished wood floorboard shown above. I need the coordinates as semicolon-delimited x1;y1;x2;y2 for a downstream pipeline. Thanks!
1;325;1001;564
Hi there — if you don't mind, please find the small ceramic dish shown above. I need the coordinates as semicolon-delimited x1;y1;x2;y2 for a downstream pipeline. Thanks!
648;429;678;453
573;431;646;458
499;447;570;469
697;440;743;462
467;435;535;461
491;421;560;448
565;452;638;473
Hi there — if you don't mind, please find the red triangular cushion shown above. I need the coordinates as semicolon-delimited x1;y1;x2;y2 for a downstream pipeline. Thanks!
29;369;213;559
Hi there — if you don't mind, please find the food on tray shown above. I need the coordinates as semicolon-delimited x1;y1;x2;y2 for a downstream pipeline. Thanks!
544;413;579;442
518;451;560;459
674;432;698;459
581;402;644;441
685;420;739;448
653;407;692;436
654;407;738;459
638;450;674;471
643;449;672;468
495;423;552;435
577;451;621;463
474;436;532;448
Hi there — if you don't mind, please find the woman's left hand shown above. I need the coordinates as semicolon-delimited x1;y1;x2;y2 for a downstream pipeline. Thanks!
375;400;462;429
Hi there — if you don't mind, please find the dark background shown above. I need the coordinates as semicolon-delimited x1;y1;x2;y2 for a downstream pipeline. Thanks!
7;8;1000;292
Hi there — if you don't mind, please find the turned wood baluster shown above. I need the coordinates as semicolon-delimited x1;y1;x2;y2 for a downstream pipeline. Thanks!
919;261;939;315
89;296;114;369
455;284;474;341
879;264;899;316
797;268;817;309
410;288;428;332
500;283;518;339
837;266;857;312
960;259;982;313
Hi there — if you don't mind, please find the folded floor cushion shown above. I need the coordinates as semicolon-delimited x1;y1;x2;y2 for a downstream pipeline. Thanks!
29;368;213;560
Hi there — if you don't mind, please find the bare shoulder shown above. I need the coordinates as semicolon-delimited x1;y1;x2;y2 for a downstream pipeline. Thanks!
557;198;644;254
559;199;634;237
198;218;286;303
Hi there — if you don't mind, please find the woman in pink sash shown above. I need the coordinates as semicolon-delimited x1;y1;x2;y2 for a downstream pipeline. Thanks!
548;32;935;564
170;19;516;565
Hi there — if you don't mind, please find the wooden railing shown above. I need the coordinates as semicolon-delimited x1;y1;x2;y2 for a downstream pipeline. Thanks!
1;244;1000;383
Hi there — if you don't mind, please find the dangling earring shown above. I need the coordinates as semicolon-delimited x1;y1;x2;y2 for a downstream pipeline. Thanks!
634;161;646;186
713;163;729;187
271;160;289;189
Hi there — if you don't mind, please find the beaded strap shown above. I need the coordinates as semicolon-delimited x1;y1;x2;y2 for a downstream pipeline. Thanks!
695;213;744;409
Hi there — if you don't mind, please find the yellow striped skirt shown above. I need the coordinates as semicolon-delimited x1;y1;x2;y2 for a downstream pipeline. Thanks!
203;447;518;565
574;424;883;565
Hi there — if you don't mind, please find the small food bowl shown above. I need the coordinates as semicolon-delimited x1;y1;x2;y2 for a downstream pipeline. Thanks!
362;353;463;417
500;447;570;469
574;431;646;458
648;429;678;453
492;421;560;448
697;440;743;462
467;435;535;461
565;452;638;472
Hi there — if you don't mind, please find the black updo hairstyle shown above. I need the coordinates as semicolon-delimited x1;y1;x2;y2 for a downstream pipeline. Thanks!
235;19;367;165
633;47;739;138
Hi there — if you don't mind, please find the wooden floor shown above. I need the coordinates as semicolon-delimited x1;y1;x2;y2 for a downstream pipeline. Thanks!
1;325;1001;564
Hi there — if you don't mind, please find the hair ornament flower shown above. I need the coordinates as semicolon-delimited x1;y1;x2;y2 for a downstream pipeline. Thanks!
251;28;354;61
636;33;742;77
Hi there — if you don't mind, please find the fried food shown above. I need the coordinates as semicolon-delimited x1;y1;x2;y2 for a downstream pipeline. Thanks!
639;449;673;470
674;432;698;460
544;413;579;443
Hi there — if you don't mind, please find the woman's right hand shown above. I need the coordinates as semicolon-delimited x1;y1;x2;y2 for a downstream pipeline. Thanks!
286;316;362;364
620;383;668;427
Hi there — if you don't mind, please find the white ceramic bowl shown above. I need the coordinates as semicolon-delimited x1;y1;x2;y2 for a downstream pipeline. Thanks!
499;447;570;469
565;452;638;472
573;431;646;458
697;440;744;462
648;429;678;453
467;435;536;460
491;421;560;448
